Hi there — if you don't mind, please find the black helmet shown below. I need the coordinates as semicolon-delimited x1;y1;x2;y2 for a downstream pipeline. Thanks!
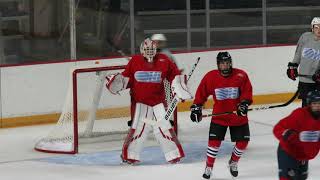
306;89;320;119
216;51;232;76
306;89;320;105
217;52;232;63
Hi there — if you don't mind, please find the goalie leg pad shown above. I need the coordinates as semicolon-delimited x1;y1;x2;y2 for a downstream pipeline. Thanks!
106;73;129;94
152;103;185;162
122;103;153;162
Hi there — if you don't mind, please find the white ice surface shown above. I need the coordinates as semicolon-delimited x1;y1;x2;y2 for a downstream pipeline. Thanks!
0;102;319;180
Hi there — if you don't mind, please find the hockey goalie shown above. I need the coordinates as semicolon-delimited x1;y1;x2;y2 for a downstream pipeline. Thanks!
106;38;192;164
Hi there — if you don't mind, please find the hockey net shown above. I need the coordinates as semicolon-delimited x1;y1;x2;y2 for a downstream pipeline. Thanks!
34;64;177;154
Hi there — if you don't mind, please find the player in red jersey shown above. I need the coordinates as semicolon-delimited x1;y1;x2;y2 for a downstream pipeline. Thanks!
106;38;192;164
190;51;253;179
273;89;320;180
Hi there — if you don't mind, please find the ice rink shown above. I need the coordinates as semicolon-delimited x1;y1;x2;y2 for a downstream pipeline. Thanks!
0;102;319;180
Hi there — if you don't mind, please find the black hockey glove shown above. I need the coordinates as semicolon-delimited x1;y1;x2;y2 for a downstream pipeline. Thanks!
312;69;320;84
282;129;299;145
286;62;298;81
190;104;202;123
127;120;132;127
236;100;250;116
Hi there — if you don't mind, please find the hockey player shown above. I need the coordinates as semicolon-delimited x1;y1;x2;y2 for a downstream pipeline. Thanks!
190;51;253;179
151;33;181;128
127;34;175;128
106;38;192;164
287;17;320;107
273;89;320;180
151;33;177;65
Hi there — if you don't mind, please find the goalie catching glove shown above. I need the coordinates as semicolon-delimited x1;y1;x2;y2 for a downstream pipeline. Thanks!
106;73;129;95
171;75;193;100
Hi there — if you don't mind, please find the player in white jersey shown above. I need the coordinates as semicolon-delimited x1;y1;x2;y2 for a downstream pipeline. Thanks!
287;17;320;107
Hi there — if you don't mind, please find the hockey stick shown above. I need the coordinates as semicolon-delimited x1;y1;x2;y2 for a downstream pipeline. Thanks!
163;57;201;121
202;89;299;118
298;74;312;78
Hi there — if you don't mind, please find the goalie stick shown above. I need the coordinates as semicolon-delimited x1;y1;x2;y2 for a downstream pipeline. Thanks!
202;89;299;118
163;57;201;121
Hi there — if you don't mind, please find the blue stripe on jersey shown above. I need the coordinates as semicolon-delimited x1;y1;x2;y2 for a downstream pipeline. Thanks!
215;87;239;100
302;48;320;61
299;131;320;142
134;71;162;83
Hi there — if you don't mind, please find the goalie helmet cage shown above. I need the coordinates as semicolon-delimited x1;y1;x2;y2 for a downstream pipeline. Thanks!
34;64;178;154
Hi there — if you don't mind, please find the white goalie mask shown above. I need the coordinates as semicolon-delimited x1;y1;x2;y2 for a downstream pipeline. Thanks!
140;38;157;62
311;17;320;28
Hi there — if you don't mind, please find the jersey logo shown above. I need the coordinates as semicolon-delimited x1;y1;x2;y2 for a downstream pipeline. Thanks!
215;87;239;100
134;71;162;83
299;130;320;142
302;48;320;61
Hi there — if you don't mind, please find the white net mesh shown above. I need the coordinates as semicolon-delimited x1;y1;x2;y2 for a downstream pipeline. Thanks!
35;64;176;154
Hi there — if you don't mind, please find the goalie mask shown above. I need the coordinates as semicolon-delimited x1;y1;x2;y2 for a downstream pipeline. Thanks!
140;38;157;62
217;51;232;76
306;89;320;119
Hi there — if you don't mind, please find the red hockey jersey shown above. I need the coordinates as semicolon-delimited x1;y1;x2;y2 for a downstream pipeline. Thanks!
193;68;253;126
122;53;180;106
273;107;320;160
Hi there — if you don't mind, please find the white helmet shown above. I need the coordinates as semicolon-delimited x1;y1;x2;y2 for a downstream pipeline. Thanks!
311;17;320;27
140;38;157;62
151;34;167;41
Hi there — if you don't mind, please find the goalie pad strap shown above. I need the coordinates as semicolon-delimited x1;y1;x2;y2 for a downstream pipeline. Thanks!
106;73;129;95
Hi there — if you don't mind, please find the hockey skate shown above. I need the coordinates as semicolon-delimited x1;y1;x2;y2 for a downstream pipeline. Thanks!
228;159;238;178
202;166;212;179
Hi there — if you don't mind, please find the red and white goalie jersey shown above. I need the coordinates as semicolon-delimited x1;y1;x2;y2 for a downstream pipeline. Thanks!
122;53;181;106
193;68;253;126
